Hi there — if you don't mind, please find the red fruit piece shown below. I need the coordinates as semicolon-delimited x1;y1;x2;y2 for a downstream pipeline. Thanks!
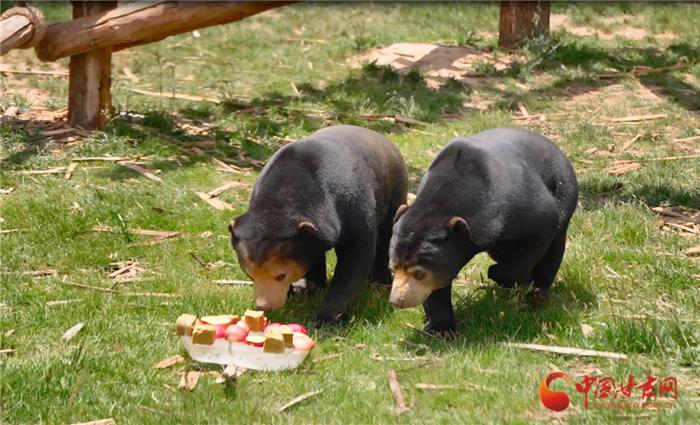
245;334;265;347
215;325;227;339
288;324;307;335
225;324;248;342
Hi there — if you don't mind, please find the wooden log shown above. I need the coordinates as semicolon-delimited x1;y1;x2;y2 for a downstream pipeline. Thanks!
67;1;117;130
498;1;550;49
36;1;291;62
0;6;47;55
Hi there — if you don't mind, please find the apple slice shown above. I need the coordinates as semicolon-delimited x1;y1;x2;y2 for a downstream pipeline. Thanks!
201;315;238;326
292;332;315;351
225;324;248;342
245;334;265;347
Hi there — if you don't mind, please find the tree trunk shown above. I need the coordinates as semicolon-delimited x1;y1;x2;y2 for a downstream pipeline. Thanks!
498;1;550;49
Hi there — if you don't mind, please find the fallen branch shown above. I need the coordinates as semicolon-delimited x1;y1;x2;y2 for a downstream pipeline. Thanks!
672;135;700;143
0;348;15;355
0;68;69;77
46;299;81;306
312;353;344;363
502;342;628;360
620;134;641;152
119;291;181;298
685;246;700;256
387;370;410;415
129;88;221;104
607;161;642;176
278;389;324;412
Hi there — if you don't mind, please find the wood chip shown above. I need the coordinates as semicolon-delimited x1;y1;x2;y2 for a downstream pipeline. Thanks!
129;88;221;104
685;246;700;256
69;418;115;425
118;162;163;183
30;267;58;277
502;342;627;359
178;371;201;391
517;102;530;119
62;323;84;341
16;167;66;175
215;365;247;383
278;389;324;412
197;192;235;211
215;279;252;286
0;187;14;194
212;157;242;173
607;161;642;175
387;370;410;415
64;162;79;180
609;113;666;123
581;324;594;337
206;181;249;197
154;355;184;369
0;348;15;355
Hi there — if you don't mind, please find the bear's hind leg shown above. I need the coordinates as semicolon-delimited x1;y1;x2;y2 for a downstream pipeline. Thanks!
369;214;393;285
529;225;569;305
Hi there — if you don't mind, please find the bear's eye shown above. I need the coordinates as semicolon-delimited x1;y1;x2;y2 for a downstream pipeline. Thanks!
412;270;426;281
275;273;287;282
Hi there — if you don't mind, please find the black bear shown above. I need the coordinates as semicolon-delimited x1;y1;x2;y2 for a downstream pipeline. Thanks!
229;125;408;323
388;128;578;335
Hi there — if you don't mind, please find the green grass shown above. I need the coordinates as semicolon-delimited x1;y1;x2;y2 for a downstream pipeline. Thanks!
2;2;700;424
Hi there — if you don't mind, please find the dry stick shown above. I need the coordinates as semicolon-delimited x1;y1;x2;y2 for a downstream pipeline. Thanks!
644;154;700;162
0;69;69;76
502;342;628;360
64;162;79;180
72;156;128;162
312;353;344;363
41;128;77;136
197;192;235;211
672;135;700;143
129;88;222;104
207;181;248;197
118;162;163;183
278;390;324;412
387;370;410;415
404;322;440;340
0;348;15;355
65;282;116;293
91;225;178;238
609;113;666;123
68;419;115;425
16;167;66;175
215;279;253;286
621;134;642;152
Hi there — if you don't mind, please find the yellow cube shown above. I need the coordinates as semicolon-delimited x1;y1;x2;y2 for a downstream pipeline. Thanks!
244;310;267;332
191;324;216;345
263;330;285;353
175;314;198;336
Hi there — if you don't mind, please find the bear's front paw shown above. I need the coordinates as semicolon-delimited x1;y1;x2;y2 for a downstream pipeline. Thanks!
314;311;346;327
290;279;323;297
527;287;549;306
488;264;515;288
424;321;457;339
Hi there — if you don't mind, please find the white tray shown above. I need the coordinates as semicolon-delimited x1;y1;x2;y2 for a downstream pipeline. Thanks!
181;334;310;371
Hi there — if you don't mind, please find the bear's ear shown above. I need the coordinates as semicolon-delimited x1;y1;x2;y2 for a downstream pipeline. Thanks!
446;216;470;237
297;221;319;236
394;204;409;223
227;219;236;235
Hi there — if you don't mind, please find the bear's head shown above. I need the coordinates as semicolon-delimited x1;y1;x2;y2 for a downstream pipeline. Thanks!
388;204;474;308
228;215;321;311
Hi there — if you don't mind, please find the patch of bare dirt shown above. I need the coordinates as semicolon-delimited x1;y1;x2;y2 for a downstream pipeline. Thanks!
551;14;677;41
348;42;523;89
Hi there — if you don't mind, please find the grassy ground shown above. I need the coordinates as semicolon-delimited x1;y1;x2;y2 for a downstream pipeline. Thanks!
1;2;699;424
